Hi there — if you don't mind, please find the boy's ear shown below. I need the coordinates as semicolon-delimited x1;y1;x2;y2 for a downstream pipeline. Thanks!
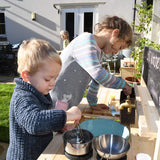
112;29;120;37
21;71;30;82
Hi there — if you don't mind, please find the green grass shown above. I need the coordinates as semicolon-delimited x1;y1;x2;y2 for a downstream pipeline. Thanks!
0;83;15;142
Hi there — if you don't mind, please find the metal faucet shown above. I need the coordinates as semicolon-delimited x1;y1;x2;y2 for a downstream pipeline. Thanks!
119;96;136;113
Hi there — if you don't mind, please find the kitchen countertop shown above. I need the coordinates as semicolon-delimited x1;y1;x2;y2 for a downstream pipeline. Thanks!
38;87;122;160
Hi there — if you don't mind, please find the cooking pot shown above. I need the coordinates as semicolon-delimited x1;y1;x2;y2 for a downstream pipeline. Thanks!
93;134;130;159
63;128;93;156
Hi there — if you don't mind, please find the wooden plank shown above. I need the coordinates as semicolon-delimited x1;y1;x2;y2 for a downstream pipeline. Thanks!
134;83;149;137
97;85;109;104
37;134;63;160
134;83;159;137
120;67;137;79
77;97;88;112
139;86;159;132
82;113;120;121
128;127;156;160
81;87;121;119
154;119;160;160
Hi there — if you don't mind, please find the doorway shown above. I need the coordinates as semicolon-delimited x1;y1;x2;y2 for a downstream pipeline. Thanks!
61;7;97;41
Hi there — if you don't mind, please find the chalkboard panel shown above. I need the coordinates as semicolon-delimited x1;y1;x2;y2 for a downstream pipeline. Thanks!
142;46;160;115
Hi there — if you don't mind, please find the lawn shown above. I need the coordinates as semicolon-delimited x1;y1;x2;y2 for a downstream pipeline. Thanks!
0;83;15;142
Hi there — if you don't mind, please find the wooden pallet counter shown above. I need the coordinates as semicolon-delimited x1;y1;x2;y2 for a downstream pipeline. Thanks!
38;87;123;160
128;80;160;159
38;84;160;160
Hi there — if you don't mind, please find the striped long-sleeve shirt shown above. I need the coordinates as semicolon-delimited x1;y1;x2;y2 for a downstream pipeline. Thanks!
50;32;126;108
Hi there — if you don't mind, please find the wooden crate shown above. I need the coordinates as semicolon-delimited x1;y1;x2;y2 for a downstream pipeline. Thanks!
120;67;137;79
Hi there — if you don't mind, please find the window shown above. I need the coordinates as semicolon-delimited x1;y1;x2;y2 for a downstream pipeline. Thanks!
146;0;153;6
0;12;6;36
66;13;74;41
84;12;93;33
62;7;97;41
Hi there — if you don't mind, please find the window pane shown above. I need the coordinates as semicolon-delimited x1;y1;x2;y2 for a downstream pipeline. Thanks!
147;0;153;5
66;13;74;41
84;12;93;33
0;13;5;23
0;24;6;34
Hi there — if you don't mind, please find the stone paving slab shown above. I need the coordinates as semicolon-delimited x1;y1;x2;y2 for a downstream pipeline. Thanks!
0;142;8;160
0;75;16;84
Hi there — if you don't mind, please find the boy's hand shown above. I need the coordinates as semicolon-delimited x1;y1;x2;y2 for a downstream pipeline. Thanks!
66;106;82;121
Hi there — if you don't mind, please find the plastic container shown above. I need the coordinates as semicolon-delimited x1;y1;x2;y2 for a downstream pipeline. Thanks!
136;153;151;160
122;48;132;58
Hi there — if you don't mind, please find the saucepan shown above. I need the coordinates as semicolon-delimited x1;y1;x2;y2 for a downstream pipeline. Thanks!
93;134;130;159
63;128;93;156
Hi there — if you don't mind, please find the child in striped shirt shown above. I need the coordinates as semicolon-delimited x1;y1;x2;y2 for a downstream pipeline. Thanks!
51;16;133;111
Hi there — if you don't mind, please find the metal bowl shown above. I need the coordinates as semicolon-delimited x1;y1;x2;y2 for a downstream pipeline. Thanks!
93;134;130;159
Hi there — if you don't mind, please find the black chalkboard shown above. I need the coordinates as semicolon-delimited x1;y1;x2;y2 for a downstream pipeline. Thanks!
142;46;160;115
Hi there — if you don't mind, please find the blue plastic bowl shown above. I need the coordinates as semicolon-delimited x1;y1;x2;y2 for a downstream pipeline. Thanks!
80;118;129;139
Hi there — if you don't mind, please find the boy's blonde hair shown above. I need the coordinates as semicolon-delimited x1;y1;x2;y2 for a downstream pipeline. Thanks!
17;38;61;76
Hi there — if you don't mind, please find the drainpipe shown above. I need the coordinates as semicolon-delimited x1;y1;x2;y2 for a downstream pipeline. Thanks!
133;0;137;31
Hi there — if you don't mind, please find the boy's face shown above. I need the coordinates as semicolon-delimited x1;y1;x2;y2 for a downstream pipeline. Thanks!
28;60;61;95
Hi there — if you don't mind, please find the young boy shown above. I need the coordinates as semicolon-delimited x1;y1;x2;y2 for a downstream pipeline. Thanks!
6;39;81;160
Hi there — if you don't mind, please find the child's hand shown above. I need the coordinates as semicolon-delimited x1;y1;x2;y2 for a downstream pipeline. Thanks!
66;106;82;122
123;83;132;95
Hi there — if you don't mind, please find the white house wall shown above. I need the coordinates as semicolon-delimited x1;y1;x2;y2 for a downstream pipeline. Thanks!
1;0;136;50
1;0;60;49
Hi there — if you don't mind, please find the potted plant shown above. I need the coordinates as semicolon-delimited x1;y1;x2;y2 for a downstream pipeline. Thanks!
131;1;160;80
124;76;140;87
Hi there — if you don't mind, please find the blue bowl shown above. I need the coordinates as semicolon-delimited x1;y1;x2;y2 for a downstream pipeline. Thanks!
80;118;129;139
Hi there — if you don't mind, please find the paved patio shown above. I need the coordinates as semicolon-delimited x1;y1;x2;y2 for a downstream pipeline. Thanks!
0;75;16;84
0;142;8;160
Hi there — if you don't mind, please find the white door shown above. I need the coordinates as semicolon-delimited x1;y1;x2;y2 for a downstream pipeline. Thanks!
61;7;97;41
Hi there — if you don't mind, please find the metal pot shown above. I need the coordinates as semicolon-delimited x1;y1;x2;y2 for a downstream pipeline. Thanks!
93;134;130;159
63;128;93;156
